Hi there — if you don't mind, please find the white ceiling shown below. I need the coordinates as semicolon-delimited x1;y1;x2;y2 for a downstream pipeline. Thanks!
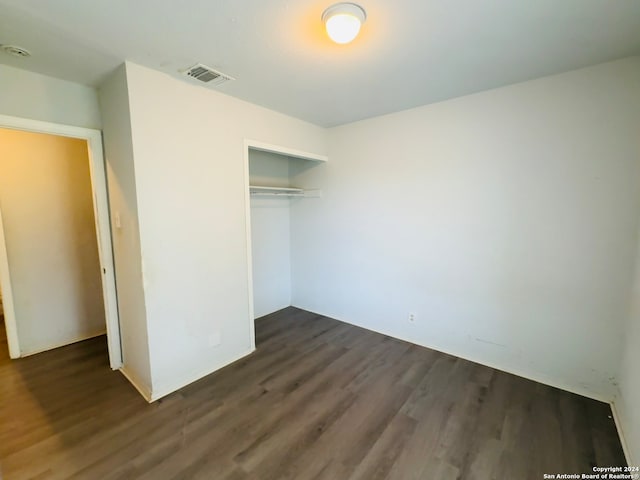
1;0;639;127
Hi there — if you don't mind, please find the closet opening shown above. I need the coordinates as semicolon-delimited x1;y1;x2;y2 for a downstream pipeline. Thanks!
243;140;327;348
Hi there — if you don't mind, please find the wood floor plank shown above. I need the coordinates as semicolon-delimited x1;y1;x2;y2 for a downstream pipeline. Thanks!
349;413;418;480
0;310;627;479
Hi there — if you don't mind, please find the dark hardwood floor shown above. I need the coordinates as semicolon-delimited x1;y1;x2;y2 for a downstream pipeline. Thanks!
0;308;626;479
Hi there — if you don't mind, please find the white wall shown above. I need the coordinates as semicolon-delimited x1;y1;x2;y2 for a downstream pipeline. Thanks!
0;128;105;354
98;65;152;396
249;150;293;318
291;56;640;401
617;230;640;465
120;61;327;399
0;64;101;129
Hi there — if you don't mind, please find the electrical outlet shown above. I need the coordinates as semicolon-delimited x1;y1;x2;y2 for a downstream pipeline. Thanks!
408;312;415;323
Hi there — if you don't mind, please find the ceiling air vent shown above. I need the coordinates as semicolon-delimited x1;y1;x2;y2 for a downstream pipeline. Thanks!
182;63;234;86
1;44;31;58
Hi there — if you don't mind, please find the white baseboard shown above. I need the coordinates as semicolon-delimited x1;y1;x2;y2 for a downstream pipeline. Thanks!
611;398;633;466
119;366;152;402
20;329;107;357
292;305;613;403
254;303;292;320
149;347;256;402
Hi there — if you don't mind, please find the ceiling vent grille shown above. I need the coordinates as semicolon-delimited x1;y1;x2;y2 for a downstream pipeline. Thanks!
182;63;234;86
1;44;31;58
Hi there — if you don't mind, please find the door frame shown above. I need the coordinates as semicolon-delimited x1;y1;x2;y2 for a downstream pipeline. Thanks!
0;114;123;369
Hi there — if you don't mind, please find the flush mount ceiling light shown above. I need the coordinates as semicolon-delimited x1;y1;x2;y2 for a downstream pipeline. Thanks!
322;3;366;44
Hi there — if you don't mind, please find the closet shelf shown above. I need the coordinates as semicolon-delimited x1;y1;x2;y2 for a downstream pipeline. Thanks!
249;185;321;198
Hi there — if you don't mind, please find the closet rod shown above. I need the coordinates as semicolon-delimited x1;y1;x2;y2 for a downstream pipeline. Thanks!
250;192;305;197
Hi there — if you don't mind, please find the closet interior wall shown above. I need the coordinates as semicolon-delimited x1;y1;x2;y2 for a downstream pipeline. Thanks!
249;148;326;320
249;150;295;319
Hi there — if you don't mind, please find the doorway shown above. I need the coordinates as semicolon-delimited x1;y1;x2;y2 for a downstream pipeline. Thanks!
0;115;122;369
